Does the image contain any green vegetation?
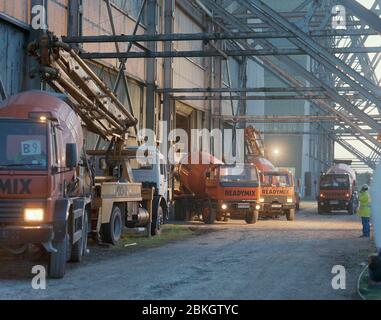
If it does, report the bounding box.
[114,224,200,250]
[358,267,381,300]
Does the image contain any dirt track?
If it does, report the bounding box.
[0,202,372,300]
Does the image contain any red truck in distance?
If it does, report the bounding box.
[318,160,358,215]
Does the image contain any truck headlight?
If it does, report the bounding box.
[259,198,265,203]
[287,198,293,203]
[221,204,228,210]
[24,208,44,222]
[255,204,261,210]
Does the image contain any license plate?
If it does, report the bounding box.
[237,203,250,209]
[330,201,339,205]
[272,204,282,208]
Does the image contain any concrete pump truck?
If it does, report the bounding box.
[0,32,168,278]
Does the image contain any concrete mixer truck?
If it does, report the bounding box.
[245,127,297,220]
[317,160,358,215]
[0,32,167,278]
[174,152,262,224]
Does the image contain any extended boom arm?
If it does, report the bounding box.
[28,32,137,143]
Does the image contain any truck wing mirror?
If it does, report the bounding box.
[66,143,78,169]
[99,158,107,171]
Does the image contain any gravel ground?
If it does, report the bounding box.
[0,201,372,300]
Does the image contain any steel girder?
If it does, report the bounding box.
[197,0,381,147]
[236,0,381,121]
[195,0,381,168]
[337,0,381,34]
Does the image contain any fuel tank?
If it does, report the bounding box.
[178,152,223,196]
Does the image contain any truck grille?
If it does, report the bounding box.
[264,196,287,203]
[0,200,24,223]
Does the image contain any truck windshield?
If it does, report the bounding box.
[262,172,292,187]
[320,174,349,189]
[220,164,259,183]
[0,120,48,170]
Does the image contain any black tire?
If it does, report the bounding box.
[318,205,324,215]
[101,206,123,245]
[286,209,295,221]
[216,214,223,222]
[202,201,216,224]
[245,210,259,224]
[296,202,300,211]
[70,211,89,262]
[151,206,163,236]
[49,235,69,279]
[184,204,193,222]
[174,200,184,220]
[174,200,192,221]
[348,202,355,215]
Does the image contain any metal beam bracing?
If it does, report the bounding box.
[104,0,139,138]
[145,0,158,131]
[157,86,360,93]
[196,0,381,150]
[235,0,381,112]
[0,77,6,100]
[338,0,381,34]
[217,115,338,122]
[170,94,360,101]
[79,46,381,59]
[195,0,381,168]
[62,29,379,43]
[332,0,381,166]
[67,0,82,38]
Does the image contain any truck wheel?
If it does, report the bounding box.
[245,210,259,224]
[286,209,295,221]
[202,201,216,224]
[174,200,192,221]
[101,206,123,245]
[184,205,193,222]
[49,234,69,279]
[296,202,300,211]
[318,205,324,215]
[174,200,184,220]
[151,206,163,236]
[348,202,355,215]
[70,211,89,263]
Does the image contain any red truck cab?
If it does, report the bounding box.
[258,170,296,221]
[318,161,358,215]
[318,173,357,214]
[0,92,90,278]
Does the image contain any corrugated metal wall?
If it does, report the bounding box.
[48,0,68,36]
[0,20,28,96]
[173,5,207,112]
[0,0,30,24]
[82,0,145,81]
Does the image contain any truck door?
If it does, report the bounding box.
[159,157,168,200]
[50,125,61,198]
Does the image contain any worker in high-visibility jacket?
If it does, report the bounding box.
[358,184,371,238]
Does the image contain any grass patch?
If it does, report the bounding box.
[114,224,198,250]
[358,267,381,300]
